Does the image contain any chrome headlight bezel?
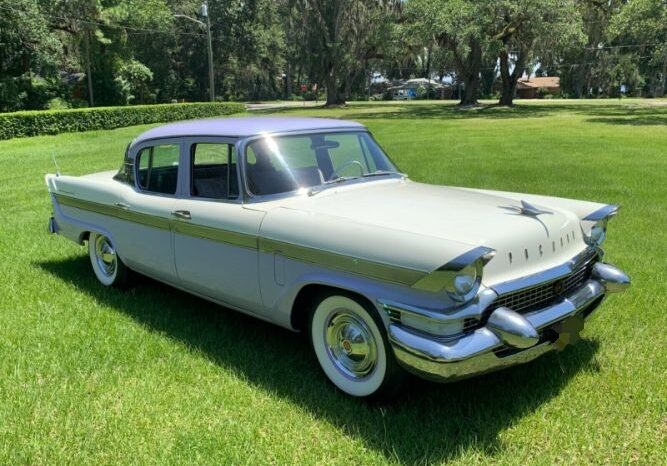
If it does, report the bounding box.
[584,219,608,247]
[444,260,484,303]
[582,204,619,248]
[412,246,495,303]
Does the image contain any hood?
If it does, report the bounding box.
[261,179,589,286]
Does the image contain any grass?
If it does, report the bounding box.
[0,99,665,465]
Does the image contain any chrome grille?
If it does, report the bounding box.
[486,255,598,316]
[463,317,479,332]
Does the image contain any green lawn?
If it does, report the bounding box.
[0,100,665,465]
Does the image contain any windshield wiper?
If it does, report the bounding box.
[309,172,406,196]
[308,176,359,196]
[362,170,405,178]
[323,175,359,185]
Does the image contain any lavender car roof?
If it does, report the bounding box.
[132,116,366,145]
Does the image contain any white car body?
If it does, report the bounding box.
[46,117,630,396]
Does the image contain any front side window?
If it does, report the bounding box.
[244,132,398,196]
[191,143,239,199]
[136,144,180,194]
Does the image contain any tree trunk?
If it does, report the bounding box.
[344,73,353,100]
[498,46,526,106]
[660,58,667,97]
[325,70,345,106]
[84,29,94,107]
[457,40,482,106]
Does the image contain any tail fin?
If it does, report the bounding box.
[51,152,60,176]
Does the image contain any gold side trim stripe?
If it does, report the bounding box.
[55,193,425,286]
[55,194,170,230]
[259,238,426,286]
[172,220,258,250]
[55,193,256,249]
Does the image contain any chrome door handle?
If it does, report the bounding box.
[171,210,191,220]
[114,202,130,210]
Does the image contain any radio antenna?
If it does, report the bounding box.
[51,152,61,176]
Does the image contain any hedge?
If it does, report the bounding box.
[0,102,245,140]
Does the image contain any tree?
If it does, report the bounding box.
[611,0,667,97]
[0,0,62,111]
[297,0,397,106]
[487,0,584,106]
[407,0,492,106]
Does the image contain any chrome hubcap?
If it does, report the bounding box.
[324,310,377,379]
[95,236,117,277]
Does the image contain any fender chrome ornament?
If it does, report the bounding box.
[501,200,554,217]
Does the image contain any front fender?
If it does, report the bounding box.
[263,253,460,330]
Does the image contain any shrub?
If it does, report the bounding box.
[46,98,71,110]
[0,102,245,140]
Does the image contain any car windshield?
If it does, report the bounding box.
[244,131,399,196]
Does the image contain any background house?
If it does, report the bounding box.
[516,77,561,98]
[387,78,450,100]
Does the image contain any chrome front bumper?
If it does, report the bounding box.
[387,262,630,382]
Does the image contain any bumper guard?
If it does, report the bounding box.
[387,262,630,382]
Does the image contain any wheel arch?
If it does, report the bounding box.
[79,231,90,244]
[290,283,379,333]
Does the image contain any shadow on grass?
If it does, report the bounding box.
[255,101,667,125]
[37,256,601,464]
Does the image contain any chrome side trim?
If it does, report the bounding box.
[583,204,619,221]
[56,193,257,249]
[55,193,428,285]
[259,237,426,286]
[55,194,171,230]
[172,220,258,249]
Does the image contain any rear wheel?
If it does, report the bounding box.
[309,293,405,398]
[88,232,130,287]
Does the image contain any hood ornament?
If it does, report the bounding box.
[501,200,553,217]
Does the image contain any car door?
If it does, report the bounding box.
[172,139,266,312]
[113,140,181,283]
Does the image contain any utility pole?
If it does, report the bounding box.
[201,2,215,101]
[84,28,94,107]
[175,1,215,102]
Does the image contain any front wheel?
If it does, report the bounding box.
[88,232,130,287]
[310,293,405,398]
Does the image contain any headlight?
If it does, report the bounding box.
[446,262,481,302]
[583,219,608,247]
[412,247,495,303]
[582,204,618,248]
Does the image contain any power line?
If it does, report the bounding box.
[0,4,206,37]
[583,43,661,50]
[380,56,653,76]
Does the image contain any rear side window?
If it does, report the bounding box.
[113,144,135,185]
[191,143,239,199]
[136,144,180,195]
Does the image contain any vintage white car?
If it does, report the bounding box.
[46,117,630,398]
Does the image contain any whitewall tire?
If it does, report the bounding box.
[88,232,129,287]
[310,293,404,398]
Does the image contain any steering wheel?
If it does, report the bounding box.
[327,160,364,181]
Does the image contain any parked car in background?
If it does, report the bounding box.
[46,117,630,398]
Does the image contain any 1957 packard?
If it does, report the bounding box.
[46,117,630,398]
